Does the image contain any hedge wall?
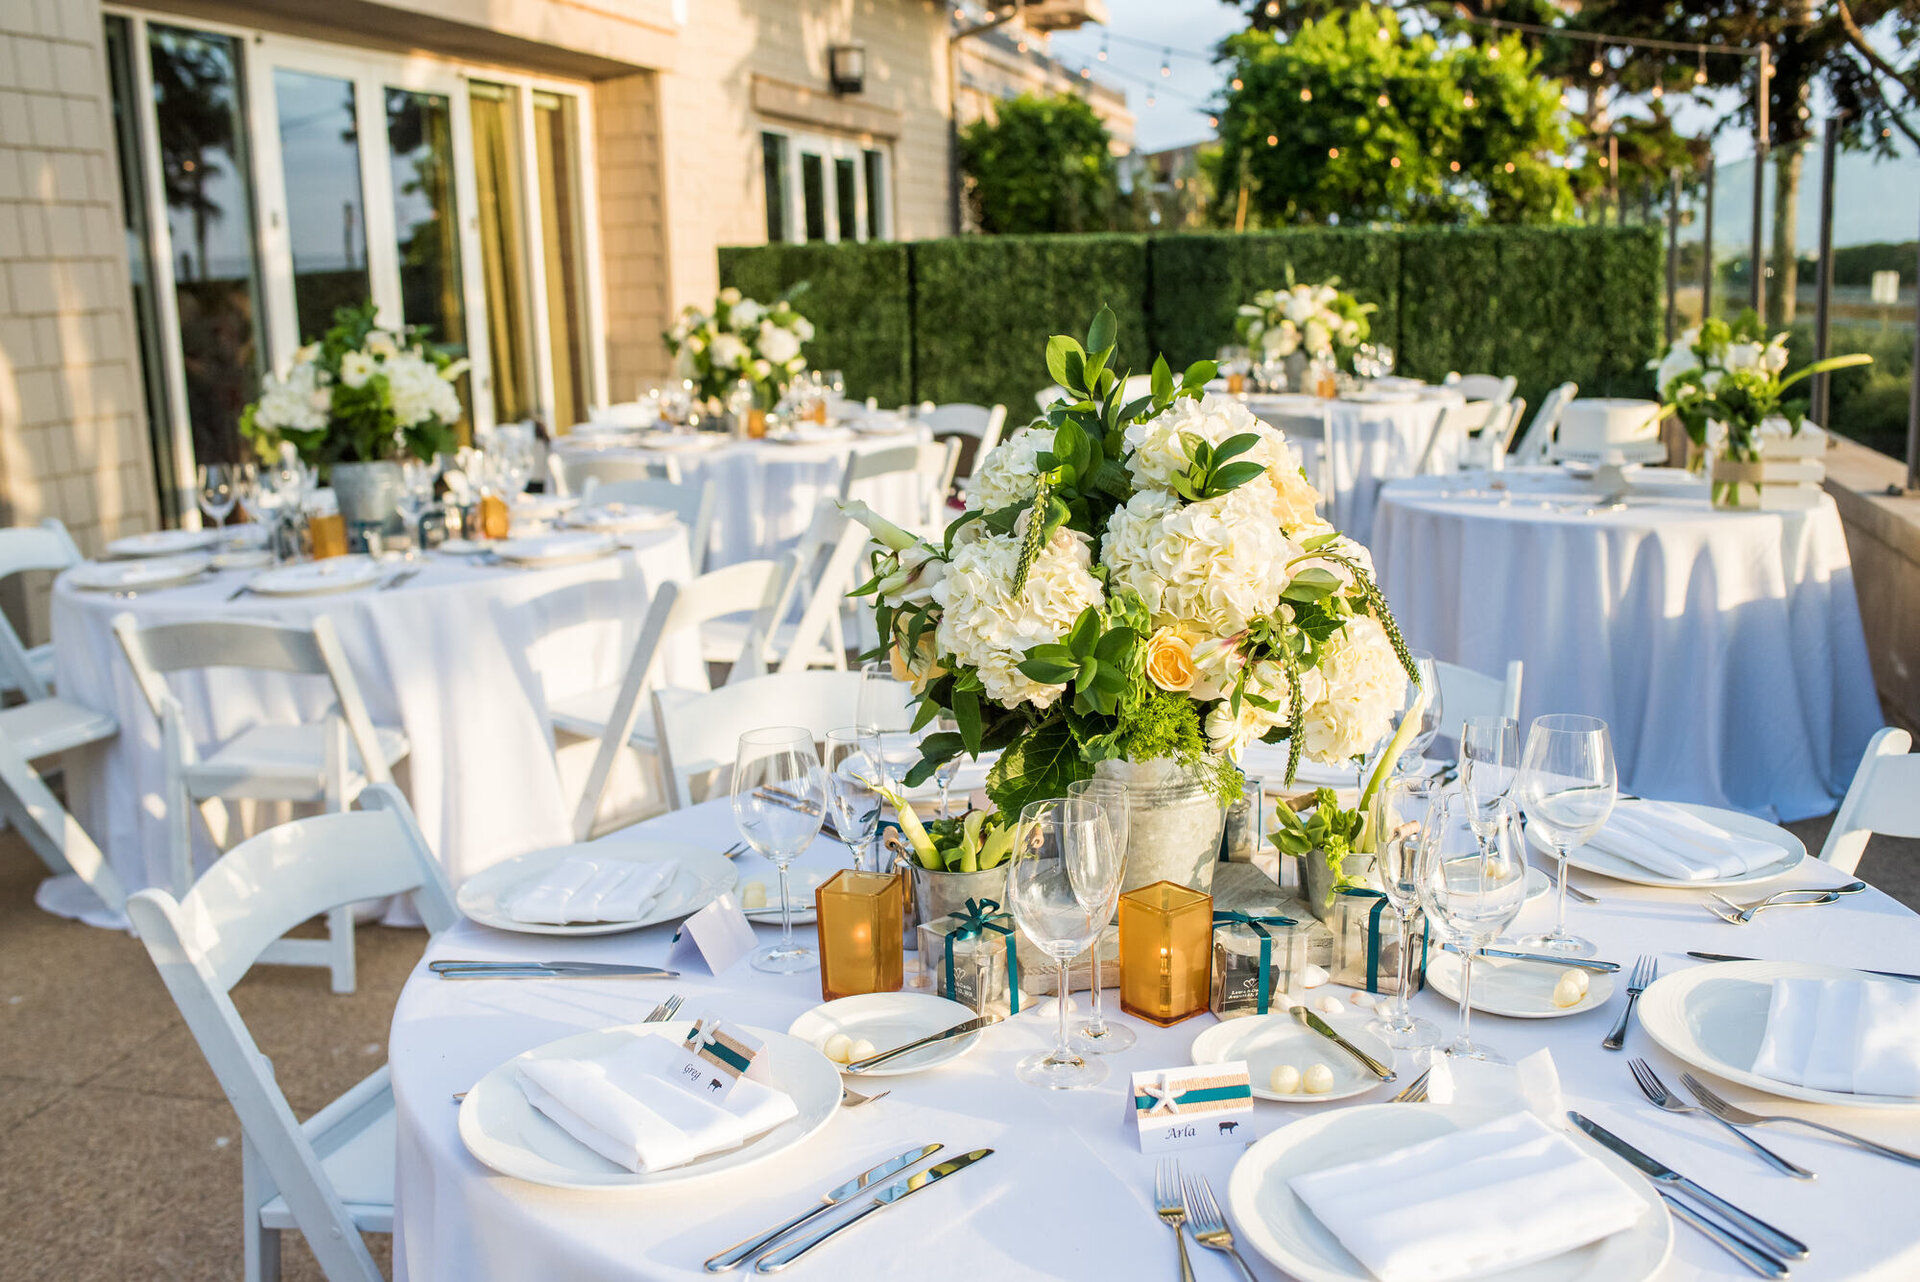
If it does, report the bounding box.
[714,226,1661,419]
[716,241,912,408]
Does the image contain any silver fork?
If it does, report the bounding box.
[1153,1158,1196,1282]
[840,1084,890,1108]
[450,992,685,1104]
[1390,1067,1432,1103]
[1706,880,1865,924]
[1684,1071,1920,1167]
[1627,1057,1812,1179]
[1603,954,1656,1051]
[1182,1172,1256,1282]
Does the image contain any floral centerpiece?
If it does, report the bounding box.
[839,308,1417,892]
[1235,275,1375,373]
[663,288,813,409]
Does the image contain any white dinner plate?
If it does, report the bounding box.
[491,531,617,567]
[458,1021,841,1189]
[245,555,386,596]
[564,501,679,534]
[104,528,223,558]
[211,548,273,571]
[1524,864,1551,903]
[787,992,984,1076]
[1637,959,1920,1110]
[457,839,736,936]
[1190,1011,1395,1103]
[510,494,578,524]
[1228,1104,1672,1282]
[1425,950,1615,1019]
[67,552,211,592]
[1533,801,1805,889]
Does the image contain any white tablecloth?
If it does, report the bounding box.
[51,533,699,902]
[554,425,932,567]
[389,799,1920,1281]
[1373,469,1882,821]
[1247,389,1464,546]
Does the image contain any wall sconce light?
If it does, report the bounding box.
[829,44,867,96]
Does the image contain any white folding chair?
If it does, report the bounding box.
[920,403,1008,481]
[1416,399,1496,474]
[1036,386,1069,412]
[1445,372,1519,405]
[699,499,868,674]
[125,785,454,1282]
[652,669,865,810]
[112,614,410,993]
[1434,659,1524,727]
[1819,727,1920,875]
[559,452,684,501]
[1511,382,1579,466]
[838,439,960,533]
[0,519,84,699]
[559,557,792,840]
[579,475,715,574]
[0,696,124,912]
[1460,397,1528,471]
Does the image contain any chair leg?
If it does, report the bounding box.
[326,904,356,995]
[246,1219,282,1282]
[243,1140,282,1282]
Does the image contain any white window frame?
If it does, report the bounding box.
[759,124,892,245]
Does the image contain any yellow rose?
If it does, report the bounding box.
[1143,626,1198,693]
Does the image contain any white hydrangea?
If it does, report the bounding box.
[253,363,330,432]
[757,321,801,366]
[385,352,462,428]
[708,332,749,371]
[1203,659,1323,756]
[339,351,374,389]
[1297,614,1403,763]
[731,298,765,328]
[966,424,1055,513]
[1122,394,1323,535]
[931,521,1104,711]
[1101,483,1302,636]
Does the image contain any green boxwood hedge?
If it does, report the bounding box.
[716,241,912,407]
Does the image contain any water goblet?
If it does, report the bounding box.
[929,716,964,817]
[1459,715,1520,846]
[1387,651,1442,775]
[822,727,883,873]
[198,463,237,528]
[731,727,826,973]
[1065,777,1135,1055]
[856,661,923,792]
[1514,714,1615,958]
[1364,775,1441,1051]
[1418,792,1530,1062]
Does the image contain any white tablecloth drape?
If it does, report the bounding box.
[51,532,698,902]
[1247,390,1464,546]
[389,798,1920,1282]
[1372,469,1883,821]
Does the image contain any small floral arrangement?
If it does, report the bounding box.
[840,307,1417,822]
[240,300,466,466]
[1269,788,1366,877]
[885,798,1015,873]
[1235,274,1375,370]
[663,287,813,406]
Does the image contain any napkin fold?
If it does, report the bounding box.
[1424,1048,1563,1122]
[505,856,677,924]
[1289,1111,1645,1282]
[1751,977,1920,1098]
[1583,800,1782,881]
[517,1033,798,1173]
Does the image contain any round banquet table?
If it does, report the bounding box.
[389,799,1920,1282]
[50,533,700,910]
[1371,468,1883,823]
[552,422,932,568]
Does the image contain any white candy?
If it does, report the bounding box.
[849,1039,878,1063]
[1552,974,1586,1009]
[1269,1064,1301,1094]
[1303,1063,1336,1094]
[1561,968,1591,997]
[1348,991,1374,1005]
[1301,964,1331,989]
[741,881,768,909]
[822,1033,853,1064]
[1316,994,1344,1016]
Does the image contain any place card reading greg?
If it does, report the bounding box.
[1125,1062,1254,1154]
[668,1018,764,1104]
[667,893,756,974]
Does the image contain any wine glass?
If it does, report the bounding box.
[822,727,883,873]
[930,716,963,817]
[1006,796,1123,1089]
[856,662,922,792]
[1514,714,1616,958]
[1364,775,1441,1051]
[397,457,440,551]
[1065,777,1136,1055]
[197,463,237,528]
[1388,652,1443,775]
[1459,715,1520,838]
[232,461,260,525]
[730,727,826,973]
[1418,792,1530,1062]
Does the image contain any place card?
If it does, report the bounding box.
[667,1018,764,1104]
[667,894,756,975]
[1124,1062,1254,1154]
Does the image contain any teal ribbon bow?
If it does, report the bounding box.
[1334,887,1428,994]
[1132,1083,1254,1114]
[942,897,1020,1015]
[1212,910,1296,1014]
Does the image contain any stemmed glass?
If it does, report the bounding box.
[1418,792,1530,1063]
[231,462,260,525]
[931,716,963,817]
[1006,796,1124,1090]
[822,727,883,873]
[1514,714,1616,958]
[1066,777,1136,1055]
[1460,716,1520,847]
[730,727,826,973]
[397,457,440,552]
[856,662,923,793]
[1394,652,1443,774]
[197,463,237,529]
[1364,776,1441,1051]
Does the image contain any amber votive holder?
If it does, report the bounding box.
[815,869,905,1001]
[1118,880,1213,1026]
[307,512,349,560]
[478,493,510,539]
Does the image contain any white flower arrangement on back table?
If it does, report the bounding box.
[663,287,814,408]
[1235,274,1376,371]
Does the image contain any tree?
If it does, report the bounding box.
[958,92,1120,235]
[1213,5,1573,227]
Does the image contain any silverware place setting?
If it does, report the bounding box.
[380,564,426,590]
[1182,1170,1258,1282]
[1680,1072,1920,1168]
[1390,1067,1432,1103]
[702,1142,940,1272]
[751,1147,993,1272]
[842,1015,999,1074]
[430,959,680,981]
[1626,1057,1813,1179]
[1685,950,1920,983]
[1289,1004,1396,1082]
[1154,1158,1198,1282]
[1602,954,1657,1051]
[1705,879,1867,925]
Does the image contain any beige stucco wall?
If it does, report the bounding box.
[595,70,674,398]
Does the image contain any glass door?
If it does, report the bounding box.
[269,67,369,343]
[468,80,533,424]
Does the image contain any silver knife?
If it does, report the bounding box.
[1567,1112,1809,1261]
[430,960,678,979]
[1290,1005,1396,1081]
[1686,951,1920,983]
[843,1016,998,1074]
[1658,1191,1790,1278]
[753,1148,994,1272]
[1445,943,1621,973]
[702,1144,944,1272]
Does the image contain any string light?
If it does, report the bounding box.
[1377,93,1390,107]
[1264,0,1280,14]
[1488,45,1500,60]
[1207,114,1219,128]
[1146,93,1157,107]
[1300,87,1312,101]
[1160,51,1172,77]
[1329,147,1339,158]
[1598,155,1610,168]
[1390,156,1401,168]
[1079,65,1091,79]
[1016,38,1028,53]
[1651,82,1664,100]
[1462,91,1475,108]
[1449,160,1461,172]
[1503,161,1515,172]
[1589,55,1604,77]
[1231,77,1244,91]
[1097,38,1108,62]
[1266,133,1278,146]
[1695,50,1708,85]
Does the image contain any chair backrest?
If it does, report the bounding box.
[580,475,715,573]
[124,785,450,1282]
[1416,400,1495,473]
[562,452,683,496]
[778,511,872,674]
[0,719,126,912]
[1512,382,1579,465]
[1819,727,1920,874]
[839,440,960,531]
[921,403,1008,480]
[1446,373,1518,404]
[0,520,83,700]
[652,669,865,810]
[1036,386,1069,412]
[571,557,791,840]
[1435,658,1523,727]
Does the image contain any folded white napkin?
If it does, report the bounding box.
[1584,800,1782,881]
[1290,1111,1646,1282]
[1425,1048,1563,1122]
[517,1033,798,1173]
[505,856,677,924]
[1751,977,1920,1098]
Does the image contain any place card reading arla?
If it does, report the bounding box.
[669,1018,763,1104]
[1125,1062,1253,1154]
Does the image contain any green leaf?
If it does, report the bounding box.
[1118,394,1155,422]
[1086,306,1117,357]
[1282,567,1342,603]
[1181,359,1218,389]
[1151,353,1174,404]
[951,687,982,756]
[1207,460,1267,495]
[985,719,1091,821]
[1298,530,1339,552]
[1212,433,1261,466]
[910,697,942,732]
[1045,334,1079,388]
[1067,605,1101,654]
[1061,345,1086,393]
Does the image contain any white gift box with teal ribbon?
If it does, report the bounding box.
[1125,1062,1254,1154]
